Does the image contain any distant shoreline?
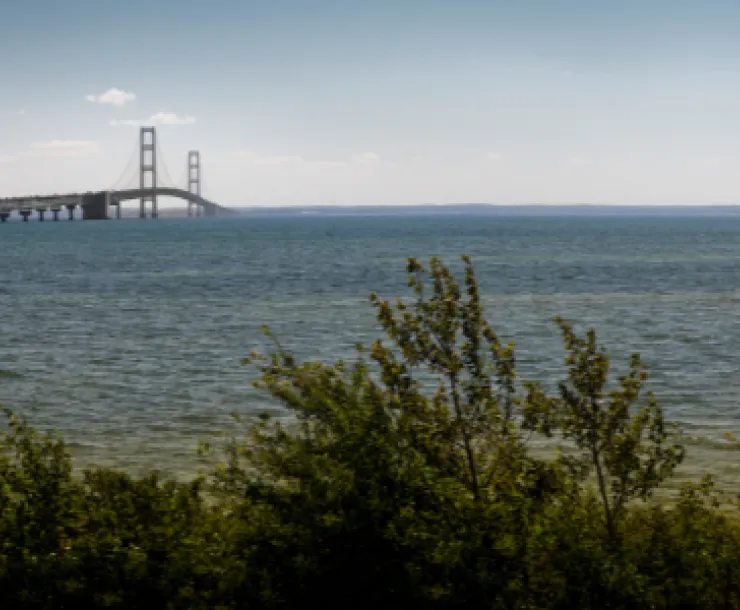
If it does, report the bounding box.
[225,203,740,217]
[10,203,734,221]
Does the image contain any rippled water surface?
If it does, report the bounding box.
[2,214,740,485]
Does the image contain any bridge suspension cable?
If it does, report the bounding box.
[174,159,203,196]
[175,165,188,192]
[107,128,180,192]
[104,127,226,215]
[108,138,141,191]
[154,136,177,189]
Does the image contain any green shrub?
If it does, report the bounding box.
[1,256,740,609]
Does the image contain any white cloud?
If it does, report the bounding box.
[563,155,588,167]
[481,152,504,163]
[86,88,136,106]
[353,152,380,164]
[31,140,102,158]
[150,112,196,125]
[110,112,196,127]
[690,156,727,169]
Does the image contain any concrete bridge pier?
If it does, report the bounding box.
[81,192,107,220]
[20,210,31,222]
[51,208,60,221]
[0,213,8,222]
[37,209,45,222]
[66,204,76,220]
[108,200,121,219]
[105,191,118,220]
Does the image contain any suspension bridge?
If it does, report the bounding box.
[0,126,230,222]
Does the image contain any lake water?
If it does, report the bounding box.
[2,213,740,489]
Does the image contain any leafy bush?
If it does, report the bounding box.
[1,256,740,609]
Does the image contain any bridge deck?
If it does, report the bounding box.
[0,188,229,217]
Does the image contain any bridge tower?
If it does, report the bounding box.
[139,126,157,219]
[187,150,201,217]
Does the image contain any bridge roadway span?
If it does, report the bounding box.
[0,188,229,221]
[112,187,227,217]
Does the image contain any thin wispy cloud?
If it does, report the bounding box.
[481,152,504,163]
[232,151,309,166]
[110,112,196,127]
[353,152,380,164]
[32,140,102,158]
[231,151,346,169]
[85,88,136,106]
[231,150,381,169]
[563,155,589,167]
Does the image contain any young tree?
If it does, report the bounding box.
[545,318,685,543]
[220,255,688,607]
[224,256,572,607]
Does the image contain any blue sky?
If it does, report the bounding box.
[2,0,740,206]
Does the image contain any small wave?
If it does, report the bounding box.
[683,435,740,452]
[0,370,22,379]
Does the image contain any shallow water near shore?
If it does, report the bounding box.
[1,212,740,490]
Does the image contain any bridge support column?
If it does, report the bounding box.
[115,203,121,220]
[81,192,108,220]
[37,210,45,222]
[20,210,31,222]
[0,213,9,223]
[187,150,201,219]
[66,204,76,220]
[52,209,60,221]
[140,126,157,219]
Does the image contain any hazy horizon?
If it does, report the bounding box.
[53,202,740,218]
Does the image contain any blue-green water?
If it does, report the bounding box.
[2,214,740,485]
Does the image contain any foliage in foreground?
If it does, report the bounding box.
[1,256,740,609]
